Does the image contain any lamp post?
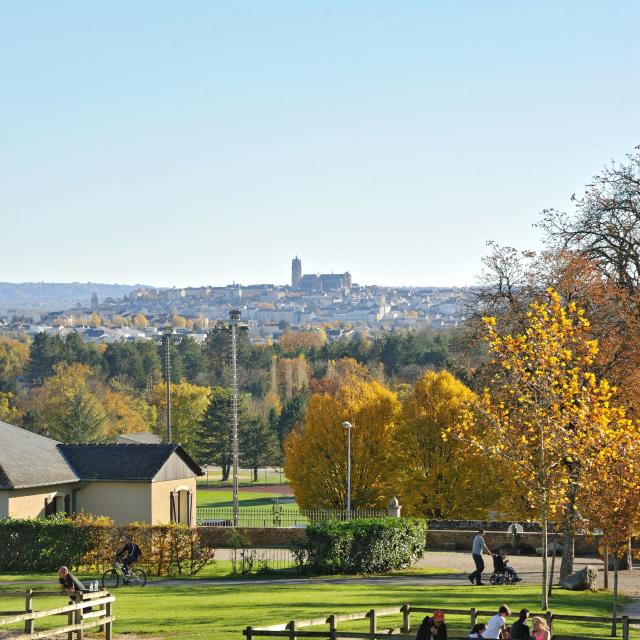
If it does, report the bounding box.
[230,310,241,527]
[342,421,353,519]
[162,326,172,442]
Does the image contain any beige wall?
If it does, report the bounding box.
[7,484,76,519]
[151,477,197,526]
[75,482,152,525]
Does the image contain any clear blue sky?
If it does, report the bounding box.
[1,2,638,288]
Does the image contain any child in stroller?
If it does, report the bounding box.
[489,552,521,585]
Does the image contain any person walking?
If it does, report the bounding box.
[468,528,491,586]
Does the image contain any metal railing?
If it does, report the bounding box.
[197,506,387,527]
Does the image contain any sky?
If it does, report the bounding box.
[1,2,639,288]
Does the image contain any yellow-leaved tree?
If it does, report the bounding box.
[152,381,210,452]
[447,289,621,608]
[392,370,499,519]
[284,376,399,510]
[580,416,640,631]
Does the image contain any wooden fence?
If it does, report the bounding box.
[243,605,638,640]
[0,589,115,639]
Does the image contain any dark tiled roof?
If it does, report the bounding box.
[57,444,203,481]
[0,421,79,489]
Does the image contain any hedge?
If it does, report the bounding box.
[298,517,427,574]
[0,514,214,575]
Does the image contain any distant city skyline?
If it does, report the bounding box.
[1,2,639,288]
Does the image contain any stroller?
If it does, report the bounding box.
[489,553,520,585]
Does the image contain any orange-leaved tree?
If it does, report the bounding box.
[392,370,500,519]
[284,375,399,510]
[580,416,640,631]
[447,289,619,608]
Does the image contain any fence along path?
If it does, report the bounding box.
[197,506,386,527]
[243,605,638,640]
[0,589,115,639]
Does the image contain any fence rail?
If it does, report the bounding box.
[0,589,115,639]
[197,507,386,527]
[243,604,638,640]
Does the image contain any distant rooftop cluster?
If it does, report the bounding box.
[0,259,472,346]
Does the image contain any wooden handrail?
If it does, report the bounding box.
[0,589,115,640]
[244,604,635,640]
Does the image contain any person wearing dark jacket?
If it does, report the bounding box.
[510,609,531,640]
[416,610,447,640]
[58,566,85,594]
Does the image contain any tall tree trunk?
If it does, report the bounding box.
[611,553,619,637]
[548,529,558,600]
[221,464,230,482]
[560,468,579,579]
[541,509,549,610]
[253,467,258,482]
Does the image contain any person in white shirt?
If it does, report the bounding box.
[483,606,511,640]
[468,528,492,586]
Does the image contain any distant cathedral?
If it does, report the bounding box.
[291,256,351,293]
[291,256,302,289]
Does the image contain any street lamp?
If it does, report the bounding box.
[342,421,353,519]
[162,326,173,442]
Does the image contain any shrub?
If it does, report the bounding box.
[302,517,426,574]
[0,516,93,572]
[0,516,214,576]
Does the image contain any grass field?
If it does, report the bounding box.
[198,467,288,487]
[0,581,629,640]
[197,489,295,508]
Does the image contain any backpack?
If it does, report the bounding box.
[129,543,142,561]
[416,617,432,640]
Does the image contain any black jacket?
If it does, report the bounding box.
[416,617,447,640]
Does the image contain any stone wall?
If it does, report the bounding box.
[197,523,599,555]
[426,529,597,555]
[198,526,307,547]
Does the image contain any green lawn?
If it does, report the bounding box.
[197,489,295,508]
[0,580,630,640]
[199,467,288,487]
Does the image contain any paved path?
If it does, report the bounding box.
[2,551,637,593]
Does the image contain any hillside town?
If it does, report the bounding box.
[0,258,470,345]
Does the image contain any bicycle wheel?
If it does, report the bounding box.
[102,569,119,589]
[131,568,147,587]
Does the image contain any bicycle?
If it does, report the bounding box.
[102,559,147,588]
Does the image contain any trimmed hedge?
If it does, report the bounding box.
[299,517,427,574]
[0,517,93,572]
[0,515,214,575]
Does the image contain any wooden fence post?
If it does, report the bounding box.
[245,625,253,640]
[67,597,74,640]
[402,603,411,633]
[328,614,337,639]
[622,615,629,640]
[288,619,297,640]
[368,609,377,637]
[470,608,477,629]
[105,596,113,640]
[75,591,84,640]
[545,611,553,637]
[24,589,34,634]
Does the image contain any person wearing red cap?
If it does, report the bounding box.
[416,610,447,640]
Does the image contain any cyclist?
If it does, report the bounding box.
[115,534,141,583]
